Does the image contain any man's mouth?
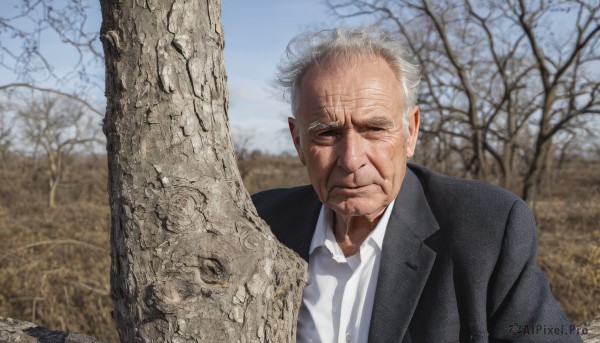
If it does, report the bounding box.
[331,184,371,192]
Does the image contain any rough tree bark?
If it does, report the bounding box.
[99,0,306,342]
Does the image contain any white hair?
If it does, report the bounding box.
[276,26,421,131]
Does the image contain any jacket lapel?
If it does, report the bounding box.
[368,167,440,343]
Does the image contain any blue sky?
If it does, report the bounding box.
[1,1,364,154]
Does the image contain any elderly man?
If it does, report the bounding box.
[252,27,580,343]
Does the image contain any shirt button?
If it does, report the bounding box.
[346,332,351,342]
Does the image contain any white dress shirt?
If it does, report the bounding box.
[296,200,395,343]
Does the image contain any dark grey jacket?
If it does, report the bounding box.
[252,164,580,343]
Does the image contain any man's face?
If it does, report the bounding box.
[289,54,419,219]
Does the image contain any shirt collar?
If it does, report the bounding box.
[309,199,396,255]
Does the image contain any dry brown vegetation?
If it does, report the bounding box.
[0,152,597,341]
[0,154,114,340]
[534,160,600,324]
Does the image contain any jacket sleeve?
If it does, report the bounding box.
[487,198,583,342]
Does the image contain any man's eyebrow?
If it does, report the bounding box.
[306,121,343,133]
[363,116,395,128]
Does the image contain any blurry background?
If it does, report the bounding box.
[0,1,598,341]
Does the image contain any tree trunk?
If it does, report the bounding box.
[48,152,60,208]
[48,177,58,208]
[99,1,307,342]
[521,136,552,202]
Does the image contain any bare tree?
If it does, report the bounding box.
[0,0,104,120]
[17,94,101,207]
[100,0,306,341]
[0,110,14,166]
[327,0,600,200]
[0,0,102,83]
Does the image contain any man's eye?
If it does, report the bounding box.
[318,130,336,137]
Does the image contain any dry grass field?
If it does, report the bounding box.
[0,153,597,342]
[534,160,600,325]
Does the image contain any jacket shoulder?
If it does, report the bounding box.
[251,185,317,216]
[408,163,521,210]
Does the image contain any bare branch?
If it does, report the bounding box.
[0,83,103,117]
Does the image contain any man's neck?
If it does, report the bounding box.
[333,209,385,257]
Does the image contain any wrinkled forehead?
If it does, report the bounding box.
[298,53,403,104]
[307,51,398,80]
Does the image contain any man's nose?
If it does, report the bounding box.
[336,131,367,172]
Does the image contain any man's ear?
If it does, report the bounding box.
[406,106,420,158]
[288,117,306,165]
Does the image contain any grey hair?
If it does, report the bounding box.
[276,26,421,130]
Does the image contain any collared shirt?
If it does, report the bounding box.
[296,200,395,343]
